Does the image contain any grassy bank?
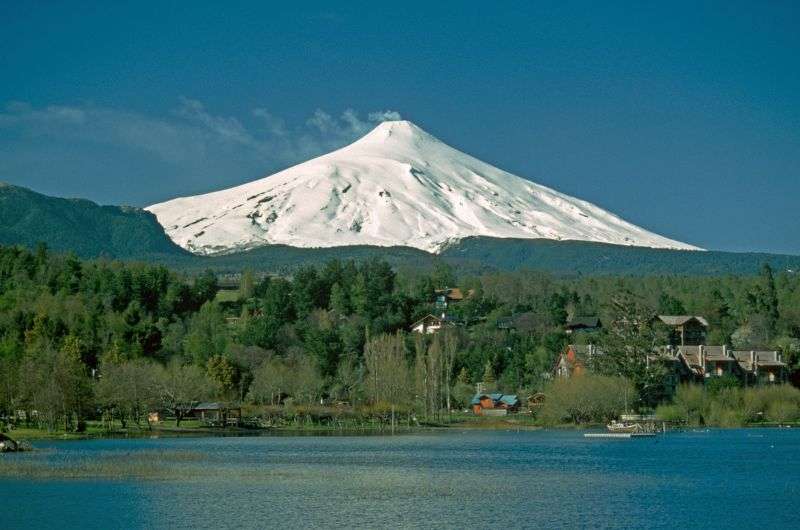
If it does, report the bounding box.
[6,412,548,442]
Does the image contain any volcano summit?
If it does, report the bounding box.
[146,120,699,255]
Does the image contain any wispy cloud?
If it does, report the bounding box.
[0,100,402,204]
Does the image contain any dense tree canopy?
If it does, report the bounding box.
[1,244,799,430]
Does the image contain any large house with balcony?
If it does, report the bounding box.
[554,342,788,388]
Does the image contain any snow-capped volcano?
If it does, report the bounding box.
[146,120,699,255]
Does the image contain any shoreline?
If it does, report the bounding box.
[6,419,798,444]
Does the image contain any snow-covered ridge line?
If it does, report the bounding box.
[146,120,701,255]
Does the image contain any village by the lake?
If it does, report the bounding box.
[3,3,800,529]
[2,258,798,448]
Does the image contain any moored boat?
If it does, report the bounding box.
[606,420,643,433]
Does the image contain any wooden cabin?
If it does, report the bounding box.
[553,344,598,379]
[190,402,242,426]
[434,287,474,310]
[655,315,709,346]
[470,393,520,415]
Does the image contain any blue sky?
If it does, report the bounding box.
[1,1,798,254]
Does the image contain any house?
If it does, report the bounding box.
[731,350,788,384]
[650,350,695,396]
[471,393,520,415]
[553,344,599,379]
[410,313,463,334]
[190,402,242,426]
[662,345,786,385]
[674,345,739,379]
[565,316,602,334]
[655,315,709,346]
[434,287,473,310]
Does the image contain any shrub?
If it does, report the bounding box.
[766,400,800,423]
[705,388,747,427]
[671,384,707,425]
[706,375,741,396]
[538,375,635,425]
[658,383,800,426]
[654,404,686,424]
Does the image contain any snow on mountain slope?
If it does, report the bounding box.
[146,120,700,255]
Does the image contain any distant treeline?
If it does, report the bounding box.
[0,244,798,431]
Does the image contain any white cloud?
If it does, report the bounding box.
[368,110,402,122]
[0,99,402,166]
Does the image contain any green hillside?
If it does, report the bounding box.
[0,183,188,259]
[438,237,800,276]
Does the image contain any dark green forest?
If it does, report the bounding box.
[1,243,799,431]
[0,183,187,259]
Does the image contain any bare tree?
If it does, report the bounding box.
[156,360,212,426]
[364,333,411,408]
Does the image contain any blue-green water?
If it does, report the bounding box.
[1,429,798,529]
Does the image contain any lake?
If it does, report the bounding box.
[1,429,798,529]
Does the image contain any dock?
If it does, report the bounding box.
[584,432,657,439]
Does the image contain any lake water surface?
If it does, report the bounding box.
[1,429,798,529]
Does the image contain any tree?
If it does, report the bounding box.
[329,282,350,315]
[442,329,459,411]
[192,270,219,308]
[156,361,212,426]
[184,302,229,364]
[539,375,635,424]
[363,333,411,408]
[240,269,255,299]
[658,293,686,315]
[206,355,239,399]
[331,355,363,404]
[452,367,474,409]
[593,291,667,408]
[248,357,290,405]
[760,263,780,340]
[482,360,496,391]
[19,345,92,431]
[96,358,160,429]
[287,353,325,405]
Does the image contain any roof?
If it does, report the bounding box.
[568,344,602,358]
[435,287,474,301]
[565,316,601,329]
[730,350,786,370]
[499,394,519,405]
[657,315,709,327]
[470,393,519,406]
[411,314,463,328]
[411,314,442,327]
[193,402,237,411]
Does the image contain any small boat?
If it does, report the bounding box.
[0,433,19,452]
[606,420,643,433]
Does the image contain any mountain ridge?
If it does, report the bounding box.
[0,182,188,259]
[0,181,797,275]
